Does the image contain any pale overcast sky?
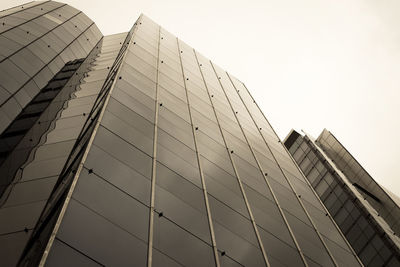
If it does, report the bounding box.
[2,0,400,196]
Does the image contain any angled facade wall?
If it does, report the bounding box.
[40,15,361,267]
[0,0,102,134]
[284,129,400,266]
[0,1,119,265]
[316,129,400,236]
[0,2,365,267]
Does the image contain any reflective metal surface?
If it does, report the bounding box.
[0,2,365,266]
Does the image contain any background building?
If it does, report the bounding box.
[0,1,364,266]
[284,129,400,266]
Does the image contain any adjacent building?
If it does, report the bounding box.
[284,129,400,266]
[0,1,378,266]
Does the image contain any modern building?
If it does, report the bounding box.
[0,1,367,266]
[284,129,400,266]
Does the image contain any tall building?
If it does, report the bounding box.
[0,1,365,266]
[284,129,400,266]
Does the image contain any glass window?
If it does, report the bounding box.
[92,126,153,179]
[3,176,57,208]
[84,145,151,205]
[307,167,321,184]
[46,239,103,267]
[323,236,360,267]
[258,227,303,266]
[0,36,23,59]
[57,199,147,266]
[0,200,46,234]
[72,170,149,242]
[153,214,215,267]
[359,242,377,265]
[0,231,30,267]
[157,128,197,167]
[154,184,211,243]
[0,59,29,94]
[156,144,202,188]
[204,172,249,218]
[208,194,259,246]
[284,211,335,267]
[212,221,265,266]
[152,247,183,267]
[101,111,153,156]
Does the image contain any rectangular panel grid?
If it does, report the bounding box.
[0,4,368,266]
[42,15,363,267]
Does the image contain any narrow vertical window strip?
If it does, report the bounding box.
[210,64,310,267]
[146,24,161,267]
[243,82,362,266]
[301,135,371,266]
[193,50,270,267]
[229,77,342,267]
[176,38,221,267]
[36,20,139,267]
[217,63,276,265]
